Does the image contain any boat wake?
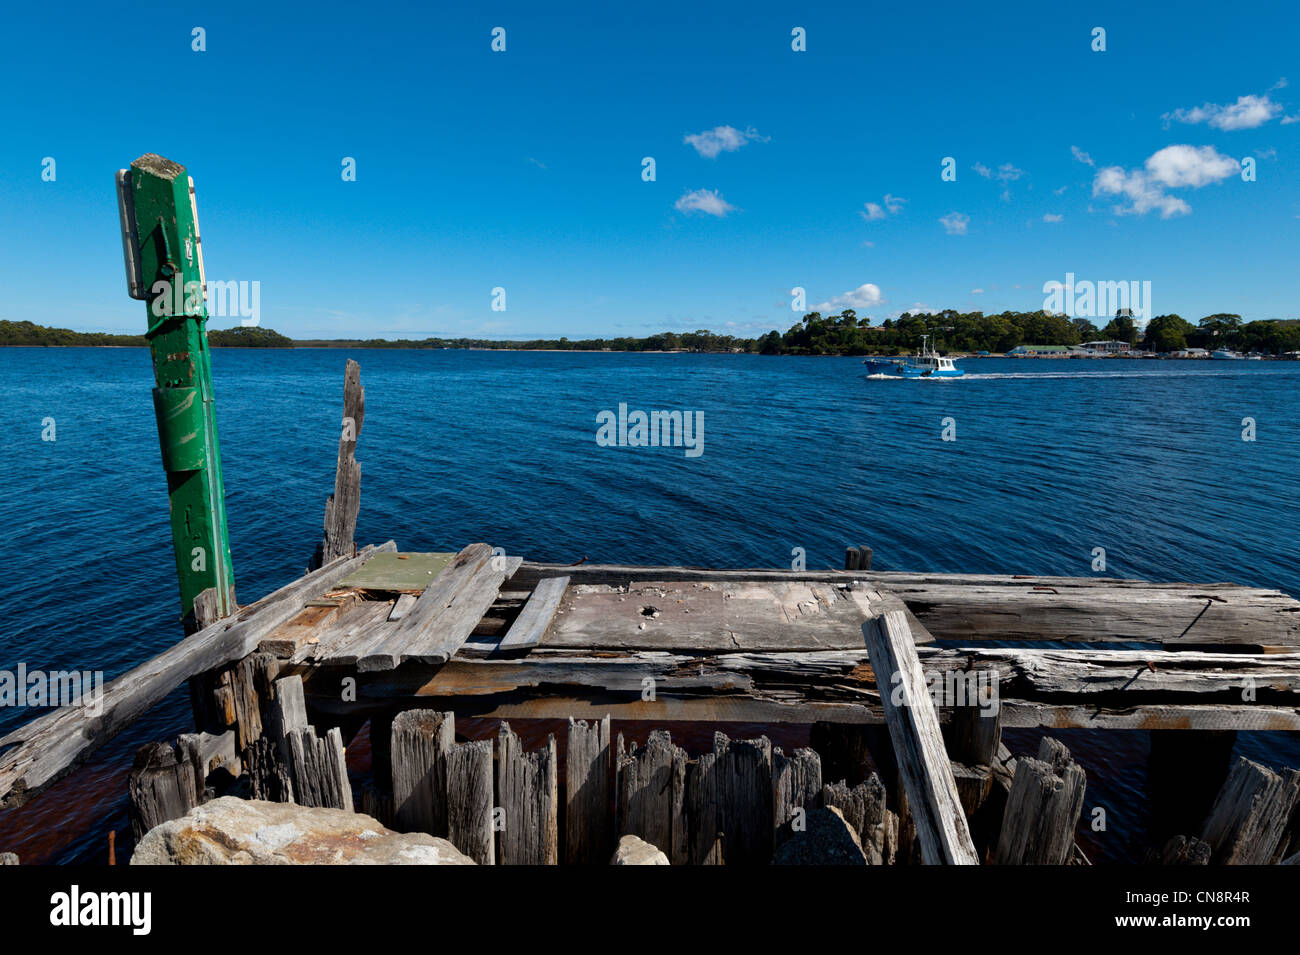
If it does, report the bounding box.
[961,370,1255,380]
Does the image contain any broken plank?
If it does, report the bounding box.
[497,576,568,653]
[393,558,521,668]
[0,541,396,808]
[864,610,979,865]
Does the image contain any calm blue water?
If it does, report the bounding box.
[1,348,1297,863]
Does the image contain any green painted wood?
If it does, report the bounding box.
[339,552,456,592]
[125,154,235,627]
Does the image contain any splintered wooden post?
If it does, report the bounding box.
[497,723,558,865]
[773,748,822,838]
[685,752,722,865]
[390,709,453,834]
[314,359,364,568]
[864,611,980,865]
[446,739,495,865]
[616,730,686,863]
[1199,755,1300,864]
[117,155,235,630]
[127,738,205,841]
[566,716,612,864]
[713,733,774,865]
[994,737,1086,865]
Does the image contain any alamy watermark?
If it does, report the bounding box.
[595,403,704,458]
[890,667,1000,717]
[1,664,103,715]
[150,277,261,326]
[1042,272,1151,320]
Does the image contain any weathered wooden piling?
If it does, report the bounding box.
[496,723,558,865]
[615,730,686,863]
[127,739,205,841]
[1198,755,1300,864]
[994,737,1086,865]
[565,717,612,864]
[313,358,364,569]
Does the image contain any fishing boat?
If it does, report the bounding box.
[1212,349,1243,360]
[864,336,964,378]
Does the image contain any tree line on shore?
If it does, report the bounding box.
[4,311,1298,355]
[763,309,1300,355]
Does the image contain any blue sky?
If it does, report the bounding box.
[1,0,1297,340]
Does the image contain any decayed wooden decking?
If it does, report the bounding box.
[3,540,1299,809]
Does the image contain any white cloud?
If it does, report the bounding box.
[1053,185,1068,195]
[1071,146,1095,167]
[674,188,736,217]
[860,193,906,221]
[683,125,768,158]
[1282,114,1300,125]
[1091,144,1236,218]
[939,212,970,235]
[1042,213,1064,223]
[1145,144,1239,187]
[1164,90,1284,131]
[814,283,884,312]
[971,288,985,294]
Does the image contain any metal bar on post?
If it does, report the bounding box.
[117,154,235,631]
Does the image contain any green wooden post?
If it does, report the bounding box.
[117,154,235,630]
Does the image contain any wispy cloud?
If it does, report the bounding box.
[974,162,1024,182]
[1042,213,1064,223]
[939,212,970,235]
[674,188,736,217]
[1071,146,1095,167]
[861,193,906,221]
[683,125,768,158]
[1163,82,1287,130]
[1092,144,1237,218]
[814,283,884,311]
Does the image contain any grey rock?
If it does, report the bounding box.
[772,806,868,865]
[611,834,669,865]
[130,796,475,865]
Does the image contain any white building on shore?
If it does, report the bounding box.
[1072,340,1132,356]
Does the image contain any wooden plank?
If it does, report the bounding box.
[565,716,611,865]
[993,738,1086,865]
[0,541,396,808]
[388,593,418,621]
[1199,756,1300,864]
[260,595,357,657]
[519,562,1300,647]
[497,576,568,653]
[496,723,558,865]
[391,557,521,668]
[545,580,926,652]
[615,730,686,864]
[864,611,979,865]
[338,645,1300,708]
[339,552,456,592]
[313,358,364,568]
[304,601,394,664]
